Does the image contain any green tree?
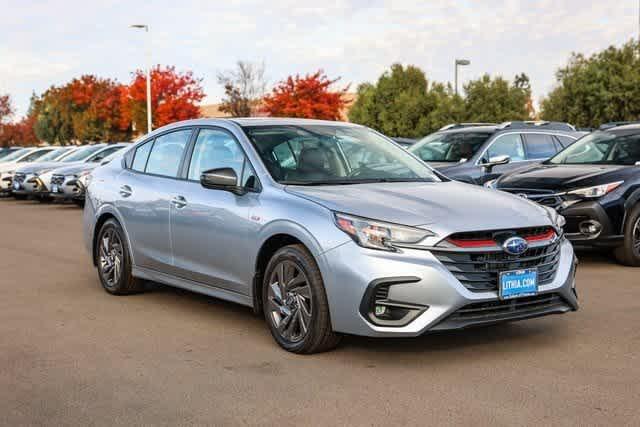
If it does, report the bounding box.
[349,64,462,138]
[462,74,531,122]
[540,40,640,128]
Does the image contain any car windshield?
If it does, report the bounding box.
[0,148,31,162]
[36,147,74,162]
[243,124,440,185]
[408,131,492,162]
[62,145,104,162]
[548,131,640,165]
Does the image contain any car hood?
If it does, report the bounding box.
[285,181,551,231]
[0,161,20,173]
[51,162,97,176]
[496,163,635,192]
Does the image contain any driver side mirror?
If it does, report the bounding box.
[200,168,246,195]
[480,155,510,172]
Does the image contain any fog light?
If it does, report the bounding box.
[375,306,387,316]
[579,220,602,236]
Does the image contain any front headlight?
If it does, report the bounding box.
[77,170,92,188]
[566,181,623,199]
[484,179,498,189]
[334,212,433,251]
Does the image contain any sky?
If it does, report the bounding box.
[1,0,638,117]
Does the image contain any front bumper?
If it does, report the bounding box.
[50,175,84,200]
[558,201,623,247]
[321,239,578,337]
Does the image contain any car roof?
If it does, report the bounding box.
[153,117,361,133]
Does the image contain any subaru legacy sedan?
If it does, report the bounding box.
[83,118,578,353]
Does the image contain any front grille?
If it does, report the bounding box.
[436,293,570,329]
[13,173,26,184]
[51,175,65,186]
[447,293,567,322]
[447,226,552,242]
[432,239,561,292]
[501,189,564,208]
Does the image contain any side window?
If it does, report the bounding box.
[486,134,525,162]
[89,146,121,163]
[187,128,246,181]
[554,135,575,148]
[132,140,153,172]
[145,129,191,177]
[524,134,557,159]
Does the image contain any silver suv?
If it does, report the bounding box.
[83,118,578,353]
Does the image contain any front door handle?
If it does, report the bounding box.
[171,195,187,209]
[119,185,132,198]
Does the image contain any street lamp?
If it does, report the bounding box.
[454,59,471,96]
[130,24,152,134]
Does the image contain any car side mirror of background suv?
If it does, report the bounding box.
[480,155,511,172]
[200,168,246,195]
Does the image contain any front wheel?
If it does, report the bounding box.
[96,219,145,294]
[614,205,640,266]
[263,244,341,354]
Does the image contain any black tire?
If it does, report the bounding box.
[262,244,341,354]
[13,194,27,200]
[614,204,640,267]
[95,219,145,294]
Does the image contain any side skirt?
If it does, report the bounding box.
[133,266,254,308]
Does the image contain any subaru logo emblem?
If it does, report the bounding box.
[503,236,528,255]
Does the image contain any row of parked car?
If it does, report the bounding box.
[0,143,129,205]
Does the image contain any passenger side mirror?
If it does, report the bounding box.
[200,168,246,195]
[480,155,510,172]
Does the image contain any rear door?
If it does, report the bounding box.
[116,128,192,271]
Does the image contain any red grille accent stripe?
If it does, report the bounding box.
[525,229,556,242]
[446,238,497,248]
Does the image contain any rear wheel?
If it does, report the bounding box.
[96,219,145,294]
[614,205,640,266]
[263,244,341,354]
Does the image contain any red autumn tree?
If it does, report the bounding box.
[125,65,205,132]
[67,75,131,141]
[262,71,349,120]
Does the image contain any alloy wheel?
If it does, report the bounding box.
[99,228,124,287]
[266,260,313,343]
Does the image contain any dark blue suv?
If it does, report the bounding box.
[408,122,584,184]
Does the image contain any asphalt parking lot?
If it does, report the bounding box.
[1,198,639,426]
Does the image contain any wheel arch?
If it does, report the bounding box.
[91,206,133,267]
[251,221,326,315]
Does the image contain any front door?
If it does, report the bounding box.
[169,127,260,294]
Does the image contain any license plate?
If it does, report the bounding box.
[499,268,538,300]
[52,184,59,193]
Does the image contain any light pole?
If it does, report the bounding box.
[454,59,470,96]
[130,24,152,134]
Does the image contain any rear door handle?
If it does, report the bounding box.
[119,185,132,198]
[171,195,187,209]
